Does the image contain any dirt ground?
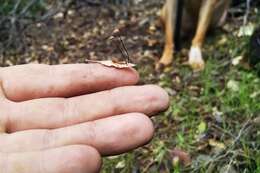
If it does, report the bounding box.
[0,0,259,172]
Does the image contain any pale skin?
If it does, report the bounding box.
[0,64,169,173]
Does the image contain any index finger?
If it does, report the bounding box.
[0,64,139,101]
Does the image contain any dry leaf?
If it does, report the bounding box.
[41,45,54,52]
[209,139,226,150]
[170,148,191,166]
[85,60,136,68]
[227,80,239,92]
[237,24,255,37]
[232,56,243,66]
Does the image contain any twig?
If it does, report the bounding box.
[11,0,22,14]
[231,118,251,147]
[19,0,38,18]
[211,124,236,139]
[22,2,62,31]
[0,0,64,58]
[190,118,254,172]
[243,0,251,25]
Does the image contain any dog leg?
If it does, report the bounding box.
[158,0,177,67]
[189,0,218,71]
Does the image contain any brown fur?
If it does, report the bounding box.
[159,0,231,70]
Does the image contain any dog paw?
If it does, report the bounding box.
[159,51,173,67]
[155,62,166,72]
[188,46,205,71]
[156,58,172,72]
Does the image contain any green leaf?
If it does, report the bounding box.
[197,121,207,134]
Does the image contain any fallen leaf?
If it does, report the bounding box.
[227,80,239,92]
[212,107,223,123]
[85,60,136,68]
[170,148,191,166]
[232,56,243,66]
[217,36,228,45]
[237,24,255,37]
[209,139,226,150]
[197,121,207,134]
[147,39,158,47]
[220,164,237,173]
[115,160,125,169]
[41,45,54,52]
[53,12,64,19]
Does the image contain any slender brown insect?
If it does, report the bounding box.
[109,28,130,64]
[85,28,135,69]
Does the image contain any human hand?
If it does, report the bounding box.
[0,64,169,173]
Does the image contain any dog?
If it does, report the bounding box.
[159,0,231,70]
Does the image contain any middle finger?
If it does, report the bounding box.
[5,85,169,132]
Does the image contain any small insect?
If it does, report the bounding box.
[85,28,135,68]
[109,28,130,64]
